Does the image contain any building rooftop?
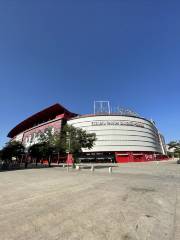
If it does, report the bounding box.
[8,103,77,138]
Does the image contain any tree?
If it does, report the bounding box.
[168,141,180,158]
[1,141,24,161]
[0,141,25,169]
[33,125,96,165]
[62,125,96,162]
[27,128,60,167]
[28,143,45,166]
[37,128,58,167]
[26,125,96,167]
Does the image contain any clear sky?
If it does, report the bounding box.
[0,0,180,148]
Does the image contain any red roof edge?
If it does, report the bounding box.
[7,103,78,138]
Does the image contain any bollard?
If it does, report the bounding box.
[76,165,80,170]
[67,165,69,172]
[63,164,65,168]
[91,165,94,172]
[109,167,112,174]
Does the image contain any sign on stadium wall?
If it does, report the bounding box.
[91,121,145,128]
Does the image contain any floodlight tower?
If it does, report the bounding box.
[94,101,111,115]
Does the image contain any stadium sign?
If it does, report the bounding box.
[92,121,145,128]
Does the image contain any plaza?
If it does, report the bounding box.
[0,160,180,240]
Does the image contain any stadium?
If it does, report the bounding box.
[7,102,167,163]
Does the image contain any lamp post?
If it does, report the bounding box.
[66,131,72,166]
[66,132,71,154]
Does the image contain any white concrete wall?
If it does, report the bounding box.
[158,133,167,155]
[68,115,163,153]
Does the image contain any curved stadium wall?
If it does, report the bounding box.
[68,115,167,162]
[7,103,168,163]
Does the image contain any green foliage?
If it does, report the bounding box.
[168,141,180,159]
[63,124,96,155]
[28,142,45,165]
[0,141,25,162]
[27,125,96,165]
[39,124,96,155]
[0,124,96,169]
[28,128,57,166]
[168,141,180,153]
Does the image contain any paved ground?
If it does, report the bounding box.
[0,160,180,240]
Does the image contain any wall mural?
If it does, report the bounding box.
[22,119,62,148]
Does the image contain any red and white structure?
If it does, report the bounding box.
[7,104,77,148]
[7,103,168,163]
[68,114,167,163]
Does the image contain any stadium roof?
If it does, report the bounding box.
[8,103,77,138]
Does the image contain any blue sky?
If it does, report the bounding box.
[0,0,180,148]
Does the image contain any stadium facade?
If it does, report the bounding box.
[7,103,167,163]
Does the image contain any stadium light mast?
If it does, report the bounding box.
[94,101,111,115]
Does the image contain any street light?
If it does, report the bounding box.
[66,131,73,166]
[66,132,71,154]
